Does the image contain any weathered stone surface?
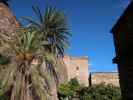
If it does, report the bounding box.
[57,59,68,84]
[90,72,119,86]
[0,3,19,56]
[0,3,19,39]
[63,55,89,86]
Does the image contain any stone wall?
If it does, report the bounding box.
[0,3,20,57]
[63,56,119,87]
[90,72,119,86]
[63,55,89,86]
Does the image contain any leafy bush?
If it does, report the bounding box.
[79,83,121,100]
[58,78,80,100]
[0,94,9,100]
[58,79,121,100]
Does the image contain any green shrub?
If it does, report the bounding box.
[0,55,10,65]
[58,78,80,100]
[0,94,9,100]
[68,78,79,87]
[79,83,121,100]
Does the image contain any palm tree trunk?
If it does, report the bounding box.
[20,62,32,100]
[10,62,33,100]
[20,75,25,100]
[10,82,16,100]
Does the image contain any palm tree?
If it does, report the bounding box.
[23,5,71,99]
[23,5,71,58]
[0,5,70,100]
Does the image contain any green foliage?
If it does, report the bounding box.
[13,27,47,55]
[0,94,9,100]
[0,4,70,100]
[0,55,10,65]
[58,78,80,100]
[0,27,60,100]
[58,84,73,99]
[68,78,79,87]
[79,83,121,100]
[58,80,121,100]
[23,5,71,57]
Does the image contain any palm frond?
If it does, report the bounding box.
[0,64,17,96]
[32,5,43,24]
[12,27,41,55]
[31,65,48,100]
[23,5,71,57]
[22,17,41,29]
[0,4,70,100]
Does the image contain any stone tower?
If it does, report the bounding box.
[63,55,89,86]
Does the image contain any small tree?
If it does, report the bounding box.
[79,83,121,100]
[58,78,80,100]
[0,5,70,100]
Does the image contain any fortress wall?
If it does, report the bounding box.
[90,72,119,86]
[63,56,119,87]
[63,56,89,86]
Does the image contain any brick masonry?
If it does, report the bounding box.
[63,56,120,87]
[63,55,89,86]
[90,72,119,86]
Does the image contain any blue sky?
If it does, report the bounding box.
[9,0,130,72]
